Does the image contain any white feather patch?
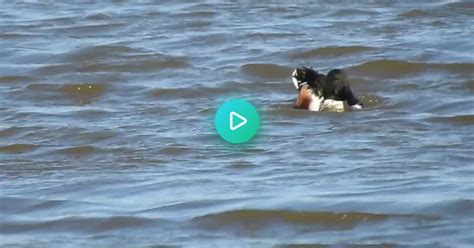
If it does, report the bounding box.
[309,94,324,111]
[350,104,362,110]
[291,69,299,89]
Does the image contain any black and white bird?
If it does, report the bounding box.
[291,67,363,112]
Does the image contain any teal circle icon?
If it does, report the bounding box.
[215,99,259,144]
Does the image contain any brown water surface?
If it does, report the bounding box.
[1,1,473,247]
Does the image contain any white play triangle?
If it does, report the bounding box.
[229,111,247,131]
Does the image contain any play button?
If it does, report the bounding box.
[215,99,259,144]
[230,111,247,131]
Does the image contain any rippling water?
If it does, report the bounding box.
[1,1,473,247]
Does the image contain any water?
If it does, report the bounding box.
[1,1,473,247]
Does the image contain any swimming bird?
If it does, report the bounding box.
[291,67,362,112]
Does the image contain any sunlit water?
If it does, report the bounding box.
[1,1,473,247]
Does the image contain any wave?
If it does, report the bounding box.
[152,80,293,100]
[419,199,474,217]
[466,80,474,91]
[193,209,435,231]
[35,52,188,75]
[26,83,107,96]
[327,8,378,16]
[83,13,112,21]
[152,86,229,99]
[172,10,216,18]
[63,44,143,63]
[160,146,192,156]
[441,2,474,9]
[241,63,292,79]
[24,83,108,105]
[44,22,127,35]
[429,115,474,125]
[35,59,188,75]
[0,144,37,154]
[0,126,29,138]
[398,9,431,18]
[0,75,31,83]
[246,31,295,40]
[289,46,375,59]
[348,60,474,78]
[0,32,44,39]
[0,216,155,234]
[0,197,71,215]
[56,145,100,156]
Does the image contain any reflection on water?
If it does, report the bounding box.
[1,1,473,247]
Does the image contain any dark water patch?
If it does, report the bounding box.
[266,6,298,14]
[25,82,107,104]
[27,82,105,94]
[289,46,375,59]
[0,32,45,39]
[71,108,116,118]
[193,209,433,231]
[160,17,213,30]
[246,31,295,40]
[34,64,76,76]
[152,86,229,99]
[36,55,188,75]
[173,10,216,18]
[64,44,143,63]
[429,115,474,125]
[0,75,31,83]
[327,8,378,17]
[44,22,126,35]
[78,57,188,73]
[180,20,213,29]
[431,20,446,26]
[0,144,37,154]
[0,126,29,138]
[56,146,100,156]
[160,146,192,156]
[59,130,118,143]
[241,63,292,79]
[227,160,256,169]
[61,83,108,98]
[0,216,156,234]
[348,60,474,78]
[31,16,77,26]
[399,9,431,18]
[465,80,474,92]
[442,2,474,9]
[84,13,113,21]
